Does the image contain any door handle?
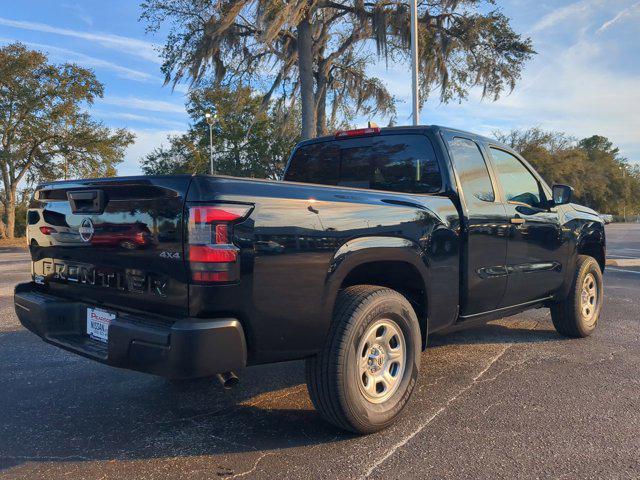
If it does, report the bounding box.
[510,217,526,225]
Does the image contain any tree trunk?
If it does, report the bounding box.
[2,188,16,239]
[297,17,316,139]
[316,71,328,137]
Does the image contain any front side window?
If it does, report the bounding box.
[447,137,495,205]
[490,148,542,207]
[285,135,441,194]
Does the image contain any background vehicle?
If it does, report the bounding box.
[90,222,154,250]
[27,208,84,247]
[599,213,613,224]
[15,125,605,433]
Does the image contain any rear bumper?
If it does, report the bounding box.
[14,282,247,379]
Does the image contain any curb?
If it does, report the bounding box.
[606,259,640,267]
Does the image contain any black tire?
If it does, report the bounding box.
[551,255,603,338]
[306,285,422,434]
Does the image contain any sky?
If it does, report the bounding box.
[0,0,638,176]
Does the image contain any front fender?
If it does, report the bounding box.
[559,208,606,298]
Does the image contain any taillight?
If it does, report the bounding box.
[39,226,57,235]
[335,127,380,138]
[187,204,252,284]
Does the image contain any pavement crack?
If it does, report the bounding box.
[362,343,513,479]
[223,452,274,479]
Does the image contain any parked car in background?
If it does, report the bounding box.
[27,208,83,247]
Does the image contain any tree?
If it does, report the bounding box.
[0,43,135,238]
[140,0,534,138]
[495,128,639,217]
[141,84,300,178]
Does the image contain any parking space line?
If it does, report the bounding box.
[606,267,640,275]
[363,344,513,478]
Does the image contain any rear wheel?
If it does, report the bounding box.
[551,255,603,338]
[306,285,421,434]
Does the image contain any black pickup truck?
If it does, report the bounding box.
[15,125,605,433]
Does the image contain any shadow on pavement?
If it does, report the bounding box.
[1,319,560,471]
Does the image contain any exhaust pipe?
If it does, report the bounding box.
[216,371,239,389]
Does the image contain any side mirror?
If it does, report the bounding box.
[552,184,573,205]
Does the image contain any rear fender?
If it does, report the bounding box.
[321,236,431,344]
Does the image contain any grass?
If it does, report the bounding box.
[0,237,27,249]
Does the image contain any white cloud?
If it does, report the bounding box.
[0,38,153,82]
[61,3,94,27]
[92,110,187,129]
[99,96,187,114]
[0,17,160,64]
[597,1,640,32]
[530,0,603,32]
[421,38,640,159]
[366,20,640,162]
[118,129,185,176]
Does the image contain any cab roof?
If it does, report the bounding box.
[296,125,510,151]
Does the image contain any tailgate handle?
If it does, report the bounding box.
[67,190,107,214]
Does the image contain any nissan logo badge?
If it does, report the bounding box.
[79,218,95,242]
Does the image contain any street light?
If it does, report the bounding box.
[205,112,217,175]
[409,0,419,126]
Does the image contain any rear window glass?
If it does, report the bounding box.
[285,134,441,194]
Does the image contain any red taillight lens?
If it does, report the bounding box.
[190,206,249,223]
[335,127,380,138]
[39,226,57,235]
[189,245,237,263]
[188,204,252,284]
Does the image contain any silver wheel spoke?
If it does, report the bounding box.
[359,353,370,370]
[365,374,377,395]
[382,369,395,386]
[387,348,402,361]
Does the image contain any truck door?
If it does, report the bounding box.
[443,134,509,316]
[486,146,566,308]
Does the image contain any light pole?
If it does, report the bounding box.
[409,0,419,126]
[205,112,216,175]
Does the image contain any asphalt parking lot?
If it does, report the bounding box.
[1,224,639,479]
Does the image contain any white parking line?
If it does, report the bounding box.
[606,267,640,275]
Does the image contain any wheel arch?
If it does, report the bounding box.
[322,237,430,348]
[577,240,605,272]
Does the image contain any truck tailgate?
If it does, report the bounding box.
[28,176,192,319]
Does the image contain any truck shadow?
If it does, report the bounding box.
[1,319,563,471]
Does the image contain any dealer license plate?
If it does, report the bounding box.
[86,307,115,343]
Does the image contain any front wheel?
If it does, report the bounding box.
[551,255,603,338]
[306,285,421,434]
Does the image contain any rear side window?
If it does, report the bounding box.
[27,210,40,225]
[285,134,441,194]
[447,137,495,205]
